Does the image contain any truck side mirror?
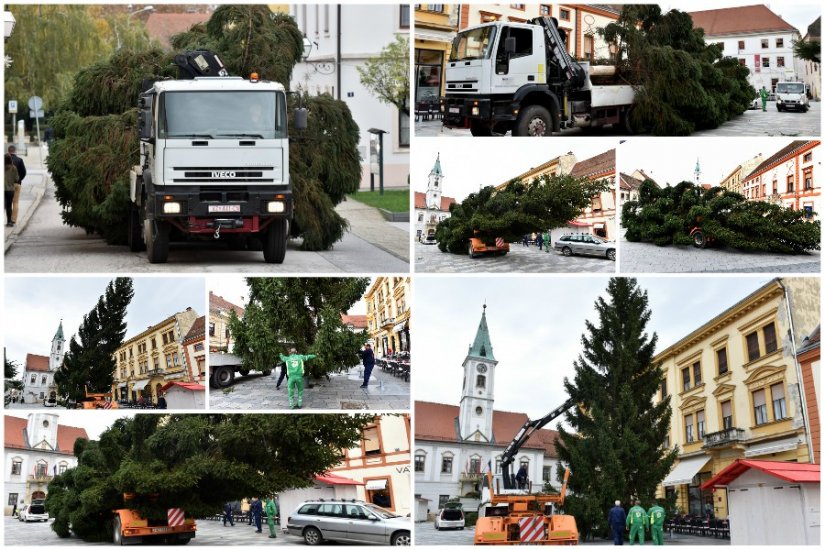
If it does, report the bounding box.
[294,108,308,131]
[504,36,516,55]
[138,108,153,141]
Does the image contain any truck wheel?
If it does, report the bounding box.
[606,249,616,261]
[469,120,493,136]
[145,219,170,264]
[128,204,145,252]
[239,369,250,377]
[263,219,287,264]
[692,230,707,249]
[468,243,476,258]
[213,365,235,388]
[562,246,573,256]
[303,526,323,546]
[515,105,555,136]
[619,108,635,135]
[113,516,124,546]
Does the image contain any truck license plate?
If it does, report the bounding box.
[151,527,171,533]
[449,107,460,114]
[208,205,241,213]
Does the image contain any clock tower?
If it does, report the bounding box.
[425,153,444,210]
[458,304,498,443]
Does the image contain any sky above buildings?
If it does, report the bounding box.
[5,277,205,377]
[414,275,788,423]
[667,1,820,33]
[619,138,804,186]
[414,139,616,203]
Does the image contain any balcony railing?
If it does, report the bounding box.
[459,472,483,482]
[380,317,395,328]
[28,474,53,483]
[703,427,746,449]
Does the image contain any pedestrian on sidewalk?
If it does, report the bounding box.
[223,501,235,527]
[265,497,279,538]
[7,145,26,226]
[359,343,375,388]
[4,153,19,226]
[608,500,626,545]
[275,361,287,390]
[280,348,316,409]
[626,500,648,545]
[647,501,666,546]
[536,232,544,251]
[250,496,263,533]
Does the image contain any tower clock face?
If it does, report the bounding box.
[476,364,487,374]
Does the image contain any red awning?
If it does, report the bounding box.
[701,459,820,490]
[315,473,364,486]
[567,220,592,227]
[159,381,206,393]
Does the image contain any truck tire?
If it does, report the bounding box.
[145,219,170,264]
[128,204,145,252]
[239,369,250,377]
[514,105,555,136]
[469,120,493,136]
[113,516,124,545]
[468,243,477,258]
[263,219,287,263]
[692,230,707,249]
[212,365,235,388]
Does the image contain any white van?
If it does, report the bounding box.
[775,82,810,112]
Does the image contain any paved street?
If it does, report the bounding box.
[415,241,616,273]
[415,101,820,138]
[210,363,410,411]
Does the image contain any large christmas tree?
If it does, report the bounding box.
[555,278,677,539]
[622,180,821,253]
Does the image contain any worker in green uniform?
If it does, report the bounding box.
[648,502,666,545]
[760,86,769,111]
[265,497,279,538]
[279,348,316,409]
[626,500,648,545]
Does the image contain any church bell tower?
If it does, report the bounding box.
[458,304,498,443]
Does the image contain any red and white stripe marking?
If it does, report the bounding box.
[495,237,505,248]
[519,515,545,542]
[103,402,112,409]
[167,508,185,527]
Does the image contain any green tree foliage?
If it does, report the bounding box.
[622,180,821,253]
[47,414,373,541]
[793,39,821,64]
[357,34,411,116]
[229,277,370,377]
[54,278,134,402]
[46,6,361,250]
[601,6,755,135]
[4,355,19,380]
[555,278,677,539]
[435,174,608,254]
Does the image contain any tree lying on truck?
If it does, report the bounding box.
[622,180,821,254]
[435,174,608,254]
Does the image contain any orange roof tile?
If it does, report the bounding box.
[25,354,49,373]
[744,140,818,181]
[414,191,455,212]
[209,291,245,317]
[689,5,797,36]
[571,149,615,179]
[183,316,205,343]
[341,314,368,330]
[5,415,88,456]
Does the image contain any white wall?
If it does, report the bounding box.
[165,387,205,409]
[714,31,802,90]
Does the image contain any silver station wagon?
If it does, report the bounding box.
[286,500,411,546]
[554,234,616,261]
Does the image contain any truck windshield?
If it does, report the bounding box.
[158,91,287,139]
[450,26,497,61]
[775,82,805,94]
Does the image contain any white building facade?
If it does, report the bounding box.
[291,4,410,189]
[742,140,820,219]
[22,321,65,404]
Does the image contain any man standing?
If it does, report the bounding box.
[608,500,626,545]
[222,501,234,527]
[760,86,769,111]
[7,146,25,225]
[359,343,375,388]
[626,500,648,545]
[265,497,279,538]
[648,501,666,546]
[279,348,316,409]
[515,464,528,489]
[250,496,263,533]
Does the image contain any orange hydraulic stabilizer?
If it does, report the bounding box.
[115,495,196,543]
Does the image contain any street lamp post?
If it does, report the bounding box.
[368,128,387,195]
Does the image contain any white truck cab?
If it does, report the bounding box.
[775,81,810,112]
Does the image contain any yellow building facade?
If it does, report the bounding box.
[365,277,411,357]
[414,5,459,107]
[112,308,199,404]
[654,278,819,519]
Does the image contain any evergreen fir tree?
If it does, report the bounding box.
[54,278,134,401]
[555,278,676,539]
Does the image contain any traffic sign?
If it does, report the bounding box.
[30,109,44,118]
[8,100,17,113]
[27,96,43,111]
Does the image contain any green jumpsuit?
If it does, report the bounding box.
[265,498,278,538]
[626,505,648,545]
[279,353,316,408]
[648,504,665,545]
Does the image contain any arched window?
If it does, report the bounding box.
[41,375,48,385]
[469,455,482,474]
[414,451,426,473]
[11,458,23,476]
[58,462,69,475]
[34,460,48,479]
[440,452,454,474]
[30,374,36,384]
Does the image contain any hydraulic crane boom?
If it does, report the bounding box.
[501,398,575,490]
[528,16,586,90]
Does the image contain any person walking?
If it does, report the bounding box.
[536,232,544,251]
[265,497,279,538]
[250,496,263,533]
[544,230,552,252]
[280,348,316,409]
[7,145,25,226]
[11,500,18,518]
[4,153,19,226]
[760,86,769,111]
[359,343,375,388]
[608,500,626,545]
[274,361,287,390]
[241,497,251,525]
[223,501,235,527]
[626,500,648,545]
[648,501,666,546]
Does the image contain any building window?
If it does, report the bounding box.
[763,323,777,354]
[427,5,445,14]
[35,461,48,478]
[8,493,18,506]
[438,495,449,508]
[803,168,813,190]
[682,367,690,391]
[762,57,770,68]
[761,39,769,48]
[716,348,728,376]
[441,455,453,474]
[58,462,68,475]
[543,465,552,481]
[209,323,215,337]
[194,343,204,352]
[738,40,745,50]
[540,5,551,16]
[746,331,760,361]
[692,362,702,386]
[684,413,694,443]
[776,38,784,48]
[660,379,667,399]
[721,400,733,429]
[559,8,570,20]
[414,453,425,472]
[803,152,813,162]
[592,196,602,211]
[787,175,795,193]
[399,111,410,148]
[697,410,706,439]
[30,374,36,384]
[11,460,22,475]
[469,456,481,473]
[739,58,746,66]
[476,374,486,389]
[753,389,768,425]
[495,457,502,474]
[510,4,526,10]
[771,383,787,420]
[400,4,410,29]
[363,426,381,455]
[777,56,785,68]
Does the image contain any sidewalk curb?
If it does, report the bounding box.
[4,177,47,253]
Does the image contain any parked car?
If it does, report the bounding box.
[422,233,437,245]
[434,507,465,530]
[19,502,49,522]
[749,96,760,110]
[553,234,616,261]
[286,500,411,546]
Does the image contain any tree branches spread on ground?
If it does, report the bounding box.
[228,277,370,377]
[54,278,134,402]
[622,180,821,253]
[555,278,677,539]
[435,174,608,254]
[47,6,361,250]
[46,414,373,541]
[600,6,755,135]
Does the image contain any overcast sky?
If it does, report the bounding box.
[5,277,205,378]
[413,275,788,423]
[619,138,813,187]
[667,1,821,33]
[413,139,618,203]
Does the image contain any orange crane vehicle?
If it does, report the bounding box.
[475,398,578,545]
[79,386,119,409]
[113,494,196,545]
